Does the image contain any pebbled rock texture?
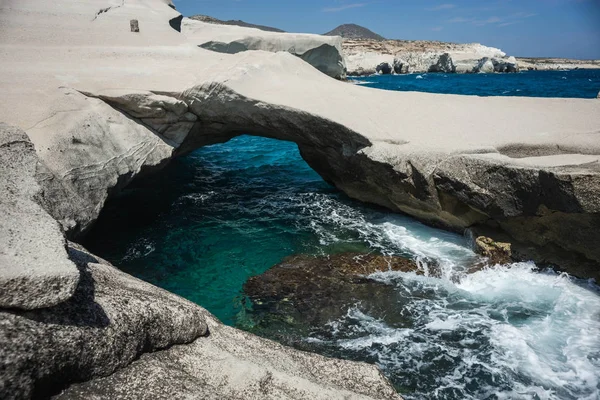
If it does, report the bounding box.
[0,242,208,399]
[0,123,79,309]
[55,312,400,400]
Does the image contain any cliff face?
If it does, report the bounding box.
[342,39,513,75]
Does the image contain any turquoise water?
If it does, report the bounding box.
[85,71,600,399]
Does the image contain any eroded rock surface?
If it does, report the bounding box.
[474,236,512,265]
[244,253,419,331]
[182,18,347,79]
[56,312,400,400]
[0,123,79,309]
[1,0,599,280]
[0,242,208,399]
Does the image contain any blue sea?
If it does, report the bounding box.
[349,69,600,98]
[85,70,600,400]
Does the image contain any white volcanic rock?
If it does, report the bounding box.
[0,0,600,395]
[477,58,495,73]
[0,123,79,310]
[428,53,455,73]
[182,18,346,79]
[454,59,479,74]
[394,52,441,73]
[344,40,508,75]
[346,52,395,76]
[1,0,600,267]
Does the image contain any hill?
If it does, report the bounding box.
[188,14,284,33]
[324,24,385,41]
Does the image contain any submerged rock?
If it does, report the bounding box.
[243,253,419,331]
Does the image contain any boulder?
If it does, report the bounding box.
[454,59,479,73]
[392,57,409,74]
[0,123,79,310]
[428,52,455,73]
[477,57,495,73]
[394,51,440,73]
[0,242,208,398]
[474,236,512,265]
[376,62,393,75]
[491,56,519,73]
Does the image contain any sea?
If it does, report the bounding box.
[85,69,600,400]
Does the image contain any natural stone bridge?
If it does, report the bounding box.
[1,0,600,398]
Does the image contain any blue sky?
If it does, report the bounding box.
[173,0,600,59]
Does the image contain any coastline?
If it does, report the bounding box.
[1,1,599,398]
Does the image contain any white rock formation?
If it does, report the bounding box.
[182,18,346,79]
[345,41,509,75]
[0,124,80,310]
[1,0,600,396]
[478,57,496,73]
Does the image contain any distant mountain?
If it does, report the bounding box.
[188,15,285,33]
[324,24,385,41]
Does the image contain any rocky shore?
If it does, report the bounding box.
[1,0,600,398]
[342,39,519,76]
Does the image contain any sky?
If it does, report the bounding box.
[173,0,600,59]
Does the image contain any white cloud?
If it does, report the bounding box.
[322,3,367,12]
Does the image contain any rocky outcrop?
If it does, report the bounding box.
[376,62,393,75]
[344,39,511,76]
[474,236,512,265]
[517,57,600,71]
[428,52,455,73]
[0,237,398,399]
[477,57,495,73]
[1,0,600,396]
[492,56,519,73]
[393,52,440,74]
[390,53,518,75]
[0,241,209,398]
[182,18,347,80]
[0,123,79,310]
[56,310,399,400]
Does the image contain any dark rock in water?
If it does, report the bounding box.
[243,253,419,335]
[393,58,409,74]
[376,62,393,75]
[474,236,512,265]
